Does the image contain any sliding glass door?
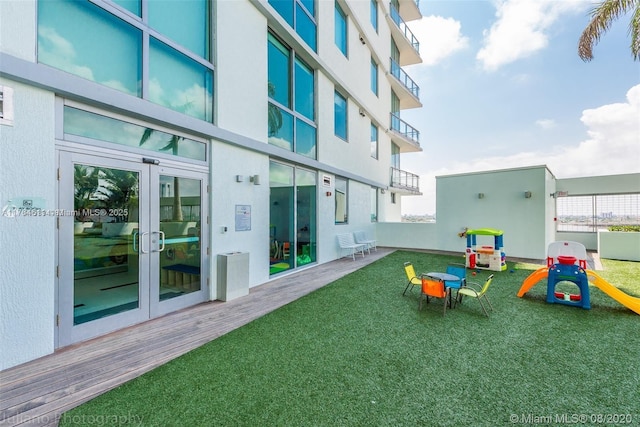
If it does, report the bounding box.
[269,161,316,275]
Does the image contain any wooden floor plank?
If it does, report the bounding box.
[0,249,393,426]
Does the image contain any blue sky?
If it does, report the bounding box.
[401,0,640,215]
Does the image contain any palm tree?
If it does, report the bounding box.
[140,129,184,221]
[578,0,640,61]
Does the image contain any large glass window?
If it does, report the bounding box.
[269,0,317,52]
[335,177,348,224]
[37,0,213,122]
[268,33,317,159]
[335,3,348,57]
[148,0,209,58]
[38,0,142,96]
[64,106,206,161]
[149,38,213,122]
[370,123,378,159]
[334,91,348,141]
[391,143,400,169]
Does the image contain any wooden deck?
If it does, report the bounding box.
[0,248,394,426]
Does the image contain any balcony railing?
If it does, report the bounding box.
[390,112,420,146]
[390,3,420,54]
[390,58,419,99]
[390,167,420,192]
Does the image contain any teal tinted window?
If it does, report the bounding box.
[335,3,347,56]
[334,91,347,140]
[38,0,141,96]
[149,37,213,122]
[299,0,314,16]
[294,58,314,120]
[269,0,294,26]
[296,6,317,51]
[296,119,316,159]
[268,33,316,156]
[268,34,291,108]
[269,0,316,52]
[64,107,206,161]
[370,0,378,32]
[268,105,294,151]
[148,0,208,58]
[112,0,141,16]
[371,58,378,95]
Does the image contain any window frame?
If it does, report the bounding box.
[335,176,348,224]
[268,31,317,159]
[334,90,348,141]
[335,2,348,57]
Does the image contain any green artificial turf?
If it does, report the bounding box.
[60,251,640,426]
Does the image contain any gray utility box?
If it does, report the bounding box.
[217,252,250,301]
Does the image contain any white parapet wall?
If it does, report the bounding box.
[598,230,640,262]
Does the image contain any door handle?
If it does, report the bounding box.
[132,230,139,253]
[156,231,166,252]
[140,231,150,254]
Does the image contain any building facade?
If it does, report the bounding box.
[0,0,423,370]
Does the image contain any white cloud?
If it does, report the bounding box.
[535,118,556,129]
[403,84,640,214]
[477,0,588,71]
[409,16,469,66]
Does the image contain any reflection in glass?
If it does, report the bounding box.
[159,176,201,301]
[112,0,141,17]
[268,33,291,108]
[38,0,141,96]
[296,169,316,266]
[73,164,140,325]
[148,0,209,59]
[149,37,213,122]
[64,107,206,161]
[269,162,294,275]
[335,3,348,56]
[296,5,317,52]
[335,177,348,224]
[294,58,314,120]
[268,105,293,151]
[334,91,347,140]
[296,119,316,159]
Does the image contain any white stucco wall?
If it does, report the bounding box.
[209,141,269,294]
[0,0,36,62]
[215,1,267,142]
[434,166,551,259]
[0,79,56,370]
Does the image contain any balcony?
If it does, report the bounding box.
[387,3,421,66]
[390,167,421,194]
[388,58,421,109]
[389,112,420,152]
[397,0,421,22]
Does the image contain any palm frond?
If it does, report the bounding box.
[579,0,638,61]
[630,4,640,59]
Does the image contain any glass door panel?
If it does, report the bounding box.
[269,161,294,275]
[73,164,141,324]
[158,175,202,301]
[295,168,316,266]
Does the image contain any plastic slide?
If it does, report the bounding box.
[517,267,549,297]
[587,270,640,315]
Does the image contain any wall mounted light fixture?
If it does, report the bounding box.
[358,108,365,117]
[236,175,244,183]
[249,175,260,185]
[478,193,485,199]
[524,191,532,199]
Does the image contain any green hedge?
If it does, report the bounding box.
[608,225,640,232]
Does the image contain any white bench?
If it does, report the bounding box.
[354,231,377,253]
[337,233,367,260]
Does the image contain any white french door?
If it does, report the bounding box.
[57,150,208,347]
